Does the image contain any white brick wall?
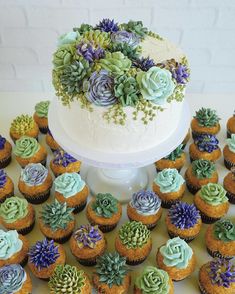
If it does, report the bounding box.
[0,0,235,93]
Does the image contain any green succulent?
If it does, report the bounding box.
[122,20,148,39]
[114,74,140,107]
[110,42,141,60]
[92,193,118,218]
[60,58,90,94]
[164,144,184,161]
[95,252,128,288]
[73,23,93,34]
[10,114,35,135]
[40,200,74,231]
[49,265,85,293]
[192,159,216,179]
[194,107,220,127]
[52,44,75,71]
[99,52,132,75]
[82,29,110,48]
[119,221,150,249]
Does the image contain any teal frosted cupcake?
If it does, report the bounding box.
[223,134,235,170]
[34,100,50,134]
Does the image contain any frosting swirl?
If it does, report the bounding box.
[73,225,102,249]
[160,237,193,269]
[13,136,40,158]
[200,183,228,206]
[154,168,185,193]
[0,135,6,150]
[0,230,22,260]
[111,30,140,47]
[53,149,77,167]
[21,163,48,186]
[227,134,235,153]
[0,169,7,188]
[130,190,161,216]
[35,100,50,118]
[0,264,26,294]
[213,219,235,242]
[0,197,28,223]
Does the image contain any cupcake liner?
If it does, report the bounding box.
[20,255,28,267]
[156,167,182,173]
[72,200,87,214]
[181,143,187,150]
[23,189,50,205]
[227,130,232,138]
[98,223,117,233]
[126,256,147,266]
[199,211,220,224]
[39,126,49,134]
[0,155,11,169]
[168,231,196,243]
[186,182,199,195]
[206,247,233,259]
[224,159,235,170]
[46,232,73,244]
[40,158,47,167]
[192,131,212,140]
[0,191,14,203]
[76,257,98,266]
[18,220,35,235]
[226,191,235,204]
[161,198,182,209]
[199,282,209,294]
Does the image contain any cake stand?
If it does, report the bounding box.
[48,97,191,202]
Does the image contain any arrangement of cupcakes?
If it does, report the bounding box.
[0,135,12,168]
[227,111,235,138]
[33,100,50,134]
[0,169,14,203]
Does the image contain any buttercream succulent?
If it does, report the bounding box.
[154,168,185,193]
[35,100,50,118]
[82,30,110,49]
[92,193,118,218]
[58,31,79,47]
[200,183,228,205]
[194,134,219,153]
[74,225,102,249]
[0,135,6,149]
[95,252,128,288]
[96,18,119,33]
[110,42,140,60]
[111,30,140,47]
[0,196,28,224]
[40,200,74,231]
[192,159,215,179]
[49,265,86,293]
[52,44,75,71]
[122,20,148,38]
[164,144,184,161]
[132,56,155,71]
[13,136,40,159]
[10,114,35,135]
[227,134,235,153]
[99,52,132,75]
[194,107,220,127]
[53,149,77,167]
[214,219,235,242]
[73,23,93,34]
[0,169,7,188]
[119,221,150,249]
[77,41,105,63]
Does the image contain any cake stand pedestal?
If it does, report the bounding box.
[48,98,191,203]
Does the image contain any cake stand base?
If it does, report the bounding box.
[86,167,148,203]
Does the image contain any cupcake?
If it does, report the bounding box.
[33,100,50,134]
[54,172,89,213]
[153,168,186,208]
[86,193,122,232]
[191,107,220,138]
[0,230,29,267]
[0,196,35,235]
[10,114,39,142]
[156,237,196,281]
[182,129,190,149]
[227,111,235,138]
[134,266,174,294]
[0,264,32,294]
[39,199,75,243]
[127,190,162,230]
[185,159,218,194]
[199,258,235,294]
[223,134,235,170]
[50,149,81,177]
[70,224,106,266]
[46,129,60,152]
[189,134,221,162]
[49,264,92,294]
[115,221,152,265]
[28,238,66,280]
[166,201,202,242]
[223,167,235,204]
[194,183,229,224]
[155,144,186,172]
[13,136,47,168]
[93,252,130,294]
[0,135,12,168]
[206,219,235,259]
[0,169,14,203]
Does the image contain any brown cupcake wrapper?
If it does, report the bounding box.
[199,283,209,294]
[0,155,11,168]
[18,220,35,235]
[72,200,87,214]
[76,257,98,267]
[186,183,200,195]
[98,223,117,233]
[156,167,182,173]
[227,130,233,138]
[168,231,197,243]
[161,198,182,209]
[224,159,235,171]
[46,233,73,244]
[199,211,220,224]
[20,255,28,267]
[0,191,14,203]
[53,171,80,178]
[39,126,49,134]
[126,256,147,266]
[23,189,51,205]
[206,247,233,259]
[192,131,214,139]
[226,191,235,204]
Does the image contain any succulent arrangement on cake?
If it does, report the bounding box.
[52,19,190,125]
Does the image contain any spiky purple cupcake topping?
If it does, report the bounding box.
[96,18,119,33]
[53,149,77,167]
[209,258,235,288]
[171,63,190,85]
[0,135,6,150]
[77,42,105,63]
[168,202,200,229]
[132,56,155,71]
[0,169,7,188]
[194,134,219,153]
[73,225,102,249]
[28,239,60,270]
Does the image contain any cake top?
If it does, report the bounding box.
[0,169,7,188]
[0,135,6,149]
[91,193,118,218]
[73,224,102,249]
[199,183,228,206]
[194,107,220,127]
[20,163,48,186]
[191,159,215,179]
[35,100,50,118]
[10,114,35,135]
[13,136,40,158]
[213,219,235,242]
[53,19,190,125]
[0,196,28,224]
[194,134,219,153]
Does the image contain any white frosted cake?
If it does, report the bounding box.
[52,19,190,154]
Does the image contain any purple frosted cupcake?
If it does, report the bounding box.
[0,135,12,168]
[0,169,14,203]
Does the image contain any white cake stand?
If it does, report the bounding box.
[48,97,191,202]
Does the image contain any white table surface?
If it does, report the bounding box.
[0,92,235,294]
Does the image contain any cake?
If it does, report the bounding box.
[33,100,50,134]
[0,135,12,168]
[52,19,190,154]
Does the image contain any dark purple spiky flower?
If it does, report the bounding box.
[0,135,6,150]
[171,63,190,84]
[169,202,201,229]
[77,42,105,63]
[209,258,235,288]
[0,169,7,188]
[74,225,102,249]
[28,239,59,270]
[194,134,219,153]
[53,149,77,167]
[132,56,155,71]
[96,18,119,33]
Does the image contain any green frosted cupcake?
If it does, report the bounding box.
[34,100,50,134]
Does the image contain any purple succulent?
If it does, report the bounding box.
[0,135,6,150]
[209,258,235,287]
[83,70,117,106]
[132,56,155,71]
[74,225,102,249]
[194,134,219,153]
[28,239,59,270]
[171,63,190,84]
[96,18,119,33]
[53,149,77,167]
[169,202,201,229]
[0,169,7,188]
[77,42,105,63]
[111,30,140,48]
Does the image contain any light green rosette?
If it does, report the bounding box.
[0,196,28,223]
[227,134,235,153]
[0,230,22,260]
[13,136,40,158]
[52,44,75,71]
[58,31,80,47]
[200,183,228,206]
[35,101,50,118]
[99,52,131,75]
[213,219,235,242]
[154,168,185,193]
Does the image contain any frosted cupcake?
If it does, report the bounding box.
[18,163,53,204]
[0,169,14,203]
[0,135,12,168]
[33,100,50,134]
[0,264,32,294]
[54,172,89,213]
[157,237,196,281]
[127,190,162,229]
[153,168,185,208]
[13,136,47,168]
[223,167,235,204]
[0,196,35,235]
[0,230,29,267]
[10,114,39,142]
[46,129,60,152]
[223,134,235,170]
[227,111,235,138]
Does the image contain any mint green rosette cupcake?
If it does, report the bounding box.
[34,100,50,134]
